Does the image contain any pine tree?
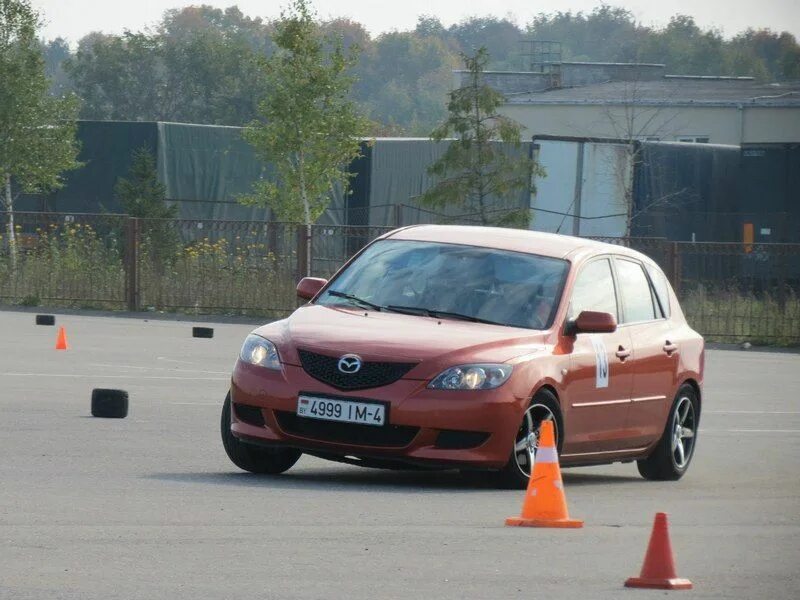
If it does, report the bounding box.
[421,47,543,227]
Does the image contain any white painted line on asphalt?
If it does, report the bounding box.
[89,363,230,375]
[157,357,199,365]
[170,402,221,406]
[1,373,228,381]
[701,428,800,433]
[706,410,800,415]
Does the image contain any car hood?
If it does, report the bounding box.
[254,304,549,378]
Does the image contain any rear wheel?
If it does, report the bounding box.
[637,384,699,481]
[492,389,563,489]
[220,393,302,475]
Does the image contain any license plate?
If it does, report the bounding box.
[296,395,386,427]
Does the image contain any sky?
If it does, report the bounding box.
[32,0,800,44]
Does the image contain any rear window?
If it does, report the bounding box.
[615,258,657,323]
[645,264,671,318]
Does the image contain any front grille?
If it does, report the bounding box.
[297,349,416,390]
[275,411,419,447]
[234,403,266,427]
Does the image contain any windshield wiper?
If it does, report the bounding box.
[327,290,385,312]
[385,305,433,316]
[386,305,505,326]
[427,309,506,326]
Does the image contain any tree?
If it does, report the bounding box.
[66,6,269,125]
[242,0,367,275]
[115,147,176,220]
[114,147,178,265]
[448,16,524,70]
[42,37,72,96]
[421,47,542,226]
[0,0,80,266]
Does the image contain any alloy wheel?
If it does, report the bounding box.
[514,403,556,478]
[671,396,696,469]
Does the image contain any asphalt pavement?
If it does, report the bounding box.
[1,310,798,599]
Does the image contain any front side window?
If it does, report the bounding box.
[317,240,569,330]
[615,258,657,323]
[568,258,618,321]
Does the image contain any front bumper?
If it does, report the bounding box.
[229,360,526,469]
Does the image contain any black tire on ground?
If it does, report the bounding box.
[220,393,301,475]
[487,388,564,489]
[35,314,55,326]
[91,389,129,418]
[192,326,214,338]
[637,383,700,481]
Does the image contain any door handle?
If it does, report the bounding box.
[615,346,631,360]
[663,341,678,355]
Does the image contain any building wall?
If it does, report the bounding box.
[500,103,800,145]
[742,107,800,144]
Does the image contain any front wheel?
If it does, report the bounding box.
[220,393,302,475]
[491,389,563,489]
[637,384,699,481]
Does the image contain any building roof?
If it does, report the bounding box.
[505,79,800,108]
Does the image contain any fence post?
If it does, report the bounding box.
[394,203,402,227]
[296,223,308,280]
[669,241,682,298]
[125,217,140,311]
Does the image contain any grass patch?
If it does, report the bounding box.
[681,285,800,346]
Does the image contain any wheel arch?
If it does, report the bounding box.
[529,383,565,452]
[681,377,702,420]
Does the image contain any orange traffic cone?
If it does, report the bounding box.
[505,420,583,528]
[625,512,692,590]
[55,326,69,350]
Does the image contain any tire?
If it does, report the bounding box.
[637,384,699,481]
[36,314,55,326]
[220,393,302,475]
[193,326,214,338]
[490,388,563,489]
[91,389,129,418]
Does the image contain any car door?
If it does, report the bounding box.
[614,258,679,448]
[561,257,635,455]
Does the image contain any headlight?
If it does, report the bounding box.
[240,334,281,370]
[428,364,513,390]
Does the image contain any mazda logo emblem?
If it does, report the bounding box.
[337,354,362,374]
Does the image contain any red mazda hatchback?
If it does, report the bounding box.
[222,225,703,487]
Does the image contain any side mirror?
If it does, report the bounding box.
[571,310,617,335]
[296,277,327,300]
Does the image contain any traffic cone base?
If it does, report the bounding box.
[504,420,582,528]
[624,576,693,590]
[505,516,583,528]
[626,512,692,590]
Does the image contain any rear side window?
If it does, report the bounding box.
[568,259,618,321]
[615,259,656,323]
[645,264,671,318]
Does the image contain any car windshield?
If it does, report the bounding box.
[316,240,569,330]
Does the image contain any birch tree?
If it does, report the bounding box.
[0,0,80,267]
[242,0,367,276]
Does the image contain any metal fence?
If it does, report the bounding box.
[1,211,798,344]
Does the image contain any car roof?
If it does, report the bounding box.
[383,225,652,264]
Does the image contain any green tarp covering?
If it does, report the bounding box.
[20,121,532,227]
[18,121,158,213]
